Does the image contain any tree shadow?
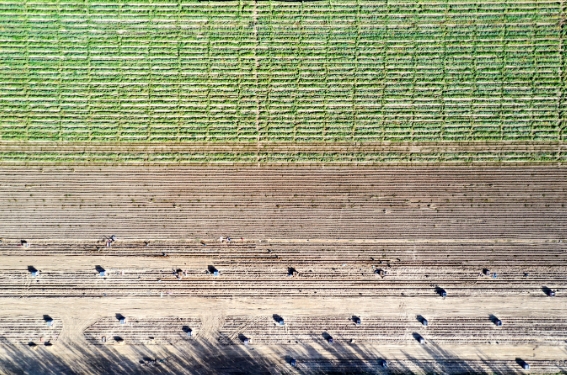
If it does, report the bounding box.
[435,286,447,297]
[321,332,334,344]
[416,314,428,326]
[542,286,555,297]
[412,332,424,344]
[115,313,125,322]
[1,315,567,375]
[272,314,284,325]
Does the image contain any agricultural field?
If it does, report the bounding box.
[0,0,566,163]
[0,166,566,374]
[1,1,567,374]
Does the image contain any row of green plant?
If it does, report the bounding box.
[0,150,563,164]
[0,0,564,146]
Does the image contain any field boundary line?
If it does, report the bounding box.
[0,141,565,153]
[0,141,565,165]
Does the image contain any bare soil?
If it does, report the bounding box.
[0,166,566,374]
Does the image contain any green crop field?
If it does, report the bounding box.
[0,0,566,163]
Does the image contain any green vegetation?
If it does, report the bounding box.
[0,0,565,162]
[0,147,563,165]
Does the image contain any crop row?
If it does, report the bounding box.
[0,317,62,345]
[0,149,564,164]
[218,315,567,346]
[0,0,564,145]
[84,316,201,345]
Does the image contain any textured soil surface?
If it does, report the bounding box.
[0,166,566,374]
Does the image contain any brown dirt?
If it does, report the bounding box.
[0,166,566,374]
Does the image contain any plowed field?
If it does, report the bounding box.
[0,166,565,374]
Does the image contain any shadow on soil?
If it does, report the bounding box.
[1,333,567,375]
